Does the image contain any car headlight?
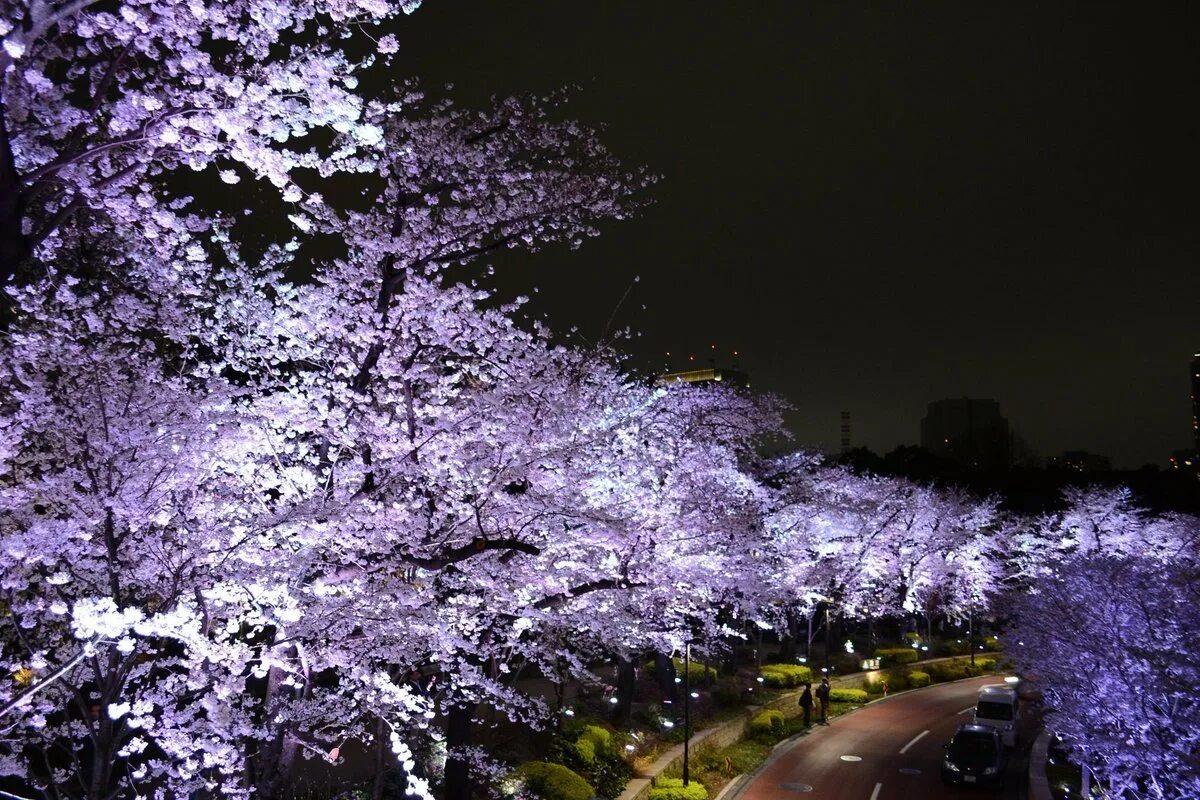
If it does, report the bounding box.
[943,759,960,772]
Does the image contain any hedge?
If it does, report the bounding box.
[876,648,918,667]
[749,709,785,740]
[908,671,931,688]
[828,688,869,703]
[649,777,709,800]
[571,725,611,765]
[759,663,813,688]
[877,668,910,691]
[514,761,594,800]
[643,658,719,684]
[561,724,631,799]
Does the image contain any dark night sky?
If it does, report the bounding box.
[383,2,1200,468]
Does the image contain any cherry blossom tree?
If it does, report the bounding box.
[0,46,671,795]
[1006,551,1200,799]
[1002,489,1200,799]
[0,0,424,323]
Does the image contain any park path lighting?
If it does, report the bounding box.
[969,606,975,667]
[825,603,832,673]
[683,642,692,786]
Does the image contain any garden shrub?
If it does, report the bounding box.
[828,688,869,703]
[974,658,996,674]
[943,639,972,656]
[749,709,785,741]
[571,725,612,765]
[649,777,709,800]
[925,661,969,682]
[710,678,743,707]
[514,761,594,800]
[876,648,918,667]
[759,663,813,687]
[690,743,725,774]
[553,724,631,799]
[572,736,596,765]
[643,658,718,686]
[908,671,931,688]
[982,636,1001,651]
[877,668,910,691]
[831,654,861,675]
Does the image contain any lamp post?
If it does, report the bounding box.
[683,642,691,786]
[823,602,832,675]
[968,606,975,667]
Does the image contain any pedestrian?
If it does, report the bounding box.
[816,677,831,725]
[799,682,813,728]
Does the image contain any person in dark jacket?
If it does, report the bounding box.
[799,682,814,727]
[816,678,832,724]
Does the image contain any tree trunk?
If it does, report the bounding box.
[654,652,677,701]
[444,701,476,800]
[779,610,798,660]
[614,655,636,725]
[371,716,389,800]
[0,89,29,330]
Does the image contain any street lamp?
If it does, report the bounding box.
[968,606,975,667]
[823,601,834,675]
[683,642,692,786]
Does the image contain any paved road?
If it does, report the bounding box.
[735,676,1037,800]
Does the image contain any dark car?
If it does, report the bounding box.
[941,724,1006,787]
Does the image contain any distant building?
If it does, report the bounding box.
[1191,354,1200,455]
[920,398,1012,471]
[1049,450,1112,473]
[1169,449,1198,473]
[658,367,749,388]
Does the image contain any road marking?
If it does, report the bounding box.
[899,729,929,754]
[957,705,976,715]
[869,782,882,800]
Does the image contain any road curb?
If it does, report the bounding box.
[1028,729,1053,800]
[712,774,747,800]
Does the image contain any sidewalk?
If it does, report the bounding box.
[1027,729,1053,800]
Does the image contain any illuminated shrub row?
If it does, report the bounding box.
[758,663,814,687]
[828,688,870,703]
[553,723,634,799]
[749,709,785,740]
[645,658,719,685]
[649,777,709,800]
[875,648,919,667]
[513,761,595,800]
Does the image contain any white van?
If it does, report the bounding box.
[973,684,1019,747]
